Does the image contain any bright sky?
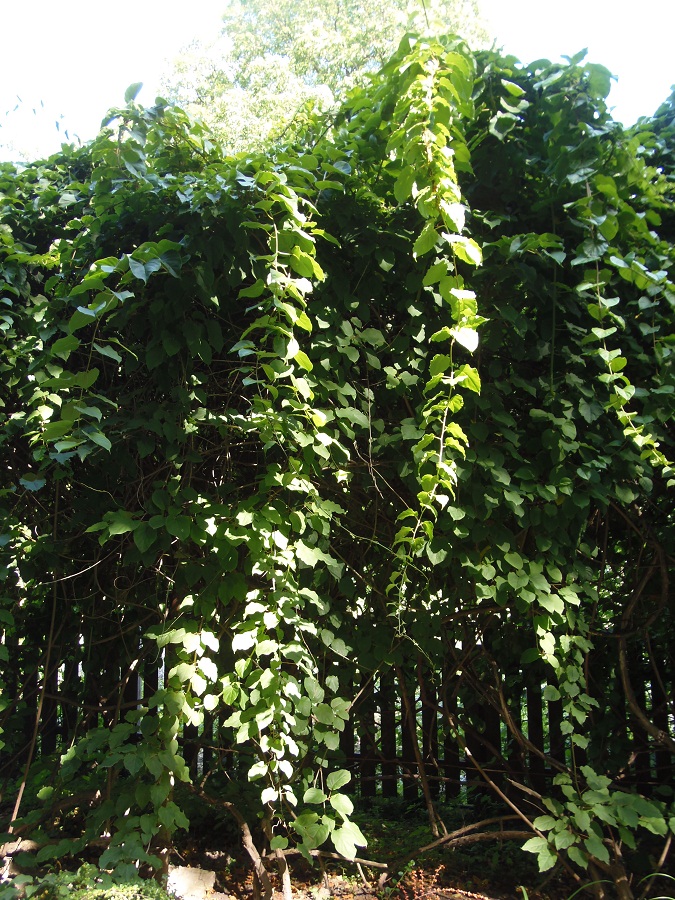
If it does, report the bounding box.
[481,0,675,127]
[0,0,226,162]
[1,0,673,162]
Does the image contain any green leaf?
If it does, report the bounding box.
[429,354,452,377]
[443,233,482,266]
[232,631,257,652]
[584,834,609,864]
[567,845,588,869]
[542,685,561,702]
[296,541,321,567]
[134,523,156,554]
[51,334,80,360]
[261,787,278,805]
[295,311,312,332]
[452,327,479,353]
[107,511,137,535]
[501,79,525,97]
[329,793,354,817]
[504,551,523,569]
[170,516,193,541]
[239,279,265,298]
[124,82,143,102]
[289,248,315,278]
[331,828,357,860]
[522,836,557,872]
[270,836,288,850]
[326,769,351,791]
[539,594,564,616]
[332,820,367,860]
[293,349,313,371]
[303,676,325,703]
[128,256,148,282]
[303,787,327,804]
[314,703,336,725]
[413,223,439,258]
[74,404,102,421]
[553,829,577,851]
[19,473,47,492]
[522,836,548,855]
[572,808,591,832]
[489,111,517,139]
[455,363,481,393]
[394,166,416,204]
[87,429,112,452]
[423,262,448,286]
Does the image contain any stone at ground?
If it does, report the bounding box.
[167,865,228,900]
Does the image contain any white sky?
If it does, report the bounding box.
[481,0,674,127]
[0,0,226,161]
[0,0,673,162]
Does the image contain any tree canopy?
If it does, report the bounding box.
[0,31,673,900]
[159,0,490,152]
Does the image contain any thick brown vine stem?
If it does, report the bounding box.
[187,787,272,900]
[440,697,582,887]
[609,860,634,900]
[484,657,568,774]
[618,638,675,753]
[645,632,674,722]
[587,861,611,899]
[7,493,60,834]
[416,658,449,836]
[395,664,441,838]
[262,814,292,900]
[280,848,388,869]
[379,815,524,886]
[582,846,634,900]
[615,530,674,753]
[638,833,671,900]
[586,857,635,900]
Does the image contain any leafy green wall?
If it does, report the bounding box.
[0,35,673,895]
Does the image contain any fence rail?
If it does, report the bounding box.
[3,639,671,804]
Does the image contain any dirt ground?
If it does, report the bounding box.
[184,848,578,900]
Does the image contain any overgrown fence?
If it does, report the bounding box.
[3,633,671,803]
[2,32,674,896]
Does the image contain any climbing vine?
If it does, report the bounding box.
[0,37,673,900]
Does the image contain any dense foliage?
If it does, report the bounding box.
[0,34,673,900]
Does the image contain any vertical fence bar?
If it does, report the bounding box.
[358,675,377,797]
[420,675,440,799]
[40,661,59,756]
[442,689,461,799]
[400,672,418,802]
[651,662,672,788]
[379,670,398,798]
[547,690,565,779]
[527,681,546,794]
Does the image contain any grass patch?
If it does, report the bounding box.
[0,864,172,900]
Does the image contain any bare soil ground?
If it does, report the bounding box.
[181,848,577,900]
